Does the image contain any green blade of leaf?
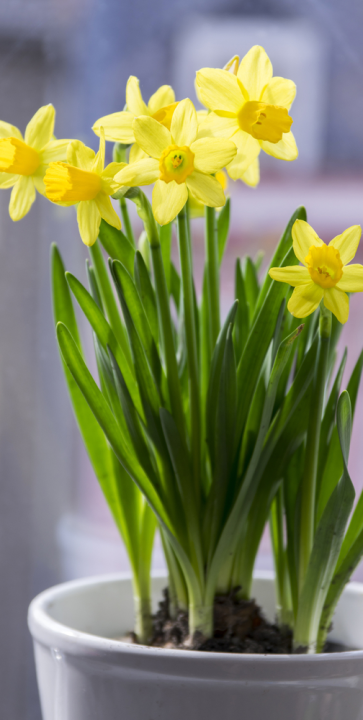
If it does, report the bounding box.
[56,321,171,528]
[98,218,135,276]
[66,270,143,420]
[217,198,230,264]
[295,391,355,652]
[255,205,306,315]
[112,259,163,388]
[134,250,159,346]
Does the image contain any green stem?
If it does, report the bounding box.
[205,206,220,350]
[178,207,201,493]
[133,590,152,644]
[298,304,332,591]
[188,602,214,638]
[119,197,136,246]
[270,486,293,627]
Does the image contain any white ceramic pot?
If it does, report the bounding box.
[28,571,363,720]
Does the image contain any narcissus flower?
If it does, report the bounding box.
[114,98,236,225]
[269,220,363,324]
[44,131,124,247]
[93,76,178,163]
[0,104,71,221]
[196,46,298,187]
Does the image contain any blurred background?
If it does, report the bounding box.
[1,0,363,717]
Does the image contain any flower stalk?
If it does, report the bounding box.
[298,303,332,591]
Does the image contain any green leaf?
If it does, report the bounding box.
[208,324,237,558]
[134,251,159,346]
[206,301,238,469]
[295,391,355,651]
[235,245,299,452]
[112,259,163,387]
[51,246,141,556]
[255,206,306,316]
[98,219,135,277]
[316,349,363,522]
[243,257,259,325]
[107,346,161,494]
[206,324,303,603]
[233,259,249,363]
[170,262,181,310]
[86,259,103,311]
[217,198,230,264]
[56,321,171,529]
[66,271,143,419]
[89,240,131,364]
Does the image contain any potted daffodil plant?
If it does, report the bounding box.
[0,44,360,719]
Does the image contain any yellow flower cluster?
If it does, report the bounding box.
[1,45,362,323]
[0,45,298,244]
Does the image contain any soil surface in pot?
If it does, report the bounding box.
[148,587,292,653]
[122,588,348,653]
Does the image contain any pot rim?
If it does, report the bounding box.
[28,570,363,664]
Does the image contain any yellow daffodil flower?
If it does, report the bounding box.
[0,104,71,221]
[93,76,178,163]
[44,130,124,247]
[196,46,298,187]
[188,170,228,218]
[113,98,236,226]
[269,220,363,324]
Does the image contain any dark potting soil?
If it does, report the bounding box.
[120,588,351,654]
[149,587,293,654]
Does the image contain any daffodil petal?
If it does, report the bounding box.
[126,76,148,116]
[92,128,105,175]
[101,162,127,182]
[170,99,197,147]
[329,225,361,265]
[93,112,135,144]
[67,140,95,171]
[226,132,260,180]
[237,45,273,101]
[240,158,260,187]
[196,68,242,113]
[260,131,298,161]
[198,112,239,140]
[152,179,188,225]
[40,139,71,164]
[148,85,175,114]
[133,116,170,159]
[95,194,121,230]
[77,200,101,247]
[287,283,323,318]
[292,220,323,265]
[33,172,46,195]
[9,176,36,221]
[191,138,236,173]
[0,172,18,188]
[0,121,22,140]
[324,287,349,324]
[336,264,363,292]
[129,143,148,163]
[24,104,55,150]
[114,158,159,186]
[186,171,225,207]
[261,77,296,109]
[269,266,311,286]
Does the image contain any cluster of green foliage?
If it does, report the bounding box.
[52,190,363,653]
